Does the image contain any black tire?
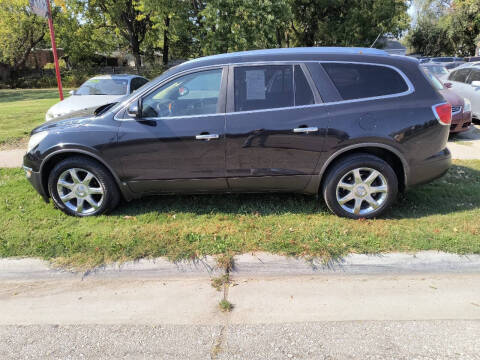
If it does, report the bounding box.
[48,156,120,217]
[322,154,398,219]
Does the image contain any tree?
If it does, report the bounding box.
[407,0,480,56]
[199,0,292,55]
[290,0,410,48]
[53,0,118,67]
[77,0,155,70]
[0,0,47,87]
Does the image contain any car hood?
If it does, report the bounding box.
[46,94,124,119]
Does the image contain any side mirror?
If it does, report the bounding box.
[444,82,453,88]
[471,80,480,87]
[69,90,75,96]
[127,100,142,118]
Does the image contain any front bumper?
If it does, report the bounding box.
[407,148,452,187]
[23,165,49,203]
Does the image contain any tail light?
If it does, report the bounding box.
[432,103,452,125]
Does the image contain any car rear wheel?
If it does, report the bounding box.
[48,157,120,217]
[322,154,398,219]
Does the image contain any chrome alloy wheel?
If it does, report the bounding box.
[56,168,105,215]
[335,167,388,216]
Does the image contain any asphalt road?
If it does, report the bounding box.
[1,321,480,359]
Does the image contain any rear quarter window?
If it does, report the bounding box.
[322,63,409,100]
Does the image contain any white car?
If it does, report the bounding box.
[446,65,480,120]
[45,74,149,121]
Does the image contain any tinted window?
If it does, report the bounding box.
[449,69,471,83]
[130,77,149,93]
[234,65,293,112]
[467,69,480,84]
[76,78,129,95]
[322,63,409,100]
[141,69,222,118]
[294,65,315,106]
[422,68,444,91]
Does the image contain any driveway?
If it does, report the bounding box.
[1,125,480,169]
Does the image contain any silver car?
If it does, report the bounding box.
[446,65,480,120]
[46,74,149,121]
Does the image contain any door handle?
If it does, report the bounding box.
[195,133,219,140]
[293,127,318,134]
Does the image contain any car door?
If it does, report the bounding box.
[225,63,328,192]
[464,69,480,117]
[116,67,228,194]
[448,68,472,98]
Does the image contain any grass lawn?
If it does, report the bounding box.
[0,89,68,147]
[1,160,480,268]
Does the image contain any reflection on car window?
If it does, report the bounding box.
[234,65,294,111]
[141,69,222,118]
[76,78,129,95]
[467,69,480,84]
[294,65,315,106]
[322,63,409,100]
[449,69,471,83]
[422,68,444,91]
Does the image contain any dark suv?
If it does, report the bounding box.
[23,47,452,219]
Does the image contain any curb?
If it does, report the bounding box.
[1,251,480,281]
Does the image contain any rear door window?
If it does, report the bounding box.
[234,65,294,112]
[321,63,409,100]
[449,69,471,83]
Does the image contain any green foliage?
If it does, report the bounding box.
[0,0,48,86]
[43,59,67,70]
[200,0,292,55]
[407,0,480,56]
[289,0,410,47]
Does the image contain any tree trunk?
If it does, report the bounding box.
[163,16,170,66]
[131,38,142,72]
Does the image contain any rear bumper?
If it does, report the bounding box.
[407,148,452,187]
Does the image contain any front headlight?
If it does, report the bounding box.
[27,131,48,153]
[463,98,471,113]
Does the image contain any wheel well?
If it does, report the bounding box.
[319,147,406,193]
[40,152,120,198]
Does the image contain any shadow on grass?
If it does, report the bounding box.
[111,164,480,219]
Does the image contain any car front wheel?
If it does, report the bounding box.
[48,156,120,217]
[322,154,398,219]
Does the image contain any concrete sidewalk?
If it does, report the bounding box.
[1,253,480,359]
[0,149,24,168]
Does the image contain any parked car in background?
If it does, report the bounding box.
[422,69,472,133]
[24,47,452,219]
[465,56,480,62]
[447,65,480,120]
[421,63,450,82]
[419,58,431,64]
[430,57,465,70]
[45,74,149,121]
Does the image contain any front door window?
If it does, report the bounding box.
[141,69,223,118]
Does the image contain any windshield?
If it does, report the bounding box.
[76,78,129,96]
[423,65,448,76]
[422,68,444,90]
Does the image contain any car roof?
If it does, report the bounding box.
[91,74,145,80]
[168,47,421,75]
